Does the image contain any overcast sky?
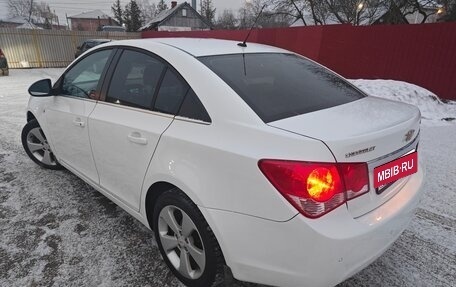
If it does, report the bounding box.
[0,0,247,25]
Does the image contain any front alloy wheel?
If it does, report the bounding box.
[22,119,63,170]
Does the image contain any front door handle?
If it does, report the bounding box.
[128,132,148,145]
[73,118,85,127]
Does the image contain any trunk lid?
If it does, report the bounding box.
[268,96,421,217]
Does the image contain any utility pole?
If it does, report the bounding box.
[54,10,58,30]
[28,0,34,23]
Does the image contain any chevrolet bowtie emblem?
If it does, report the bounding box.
[404,129,415,142]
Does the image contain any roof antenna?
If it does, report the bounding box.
[238,4,267,48]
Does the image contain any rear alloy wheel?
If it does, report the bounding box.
[153,189,224,287]
[21,119,63,170]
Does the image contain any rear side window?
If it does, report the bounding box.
[107,50,165,109]
[199,53,365,123]
[178,89,211,122]
[154,68,188,115]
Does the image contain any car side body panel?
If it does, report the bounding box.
[88,102,174,211]
[45,97,99,183]
[141,118,334,222]
[27,97,151,228]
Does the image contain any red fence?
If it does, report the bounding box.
[143,22,456,100]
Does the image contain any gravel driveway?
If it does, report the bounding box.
[1,69,455,287]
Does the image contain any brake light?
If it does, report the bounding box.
[258,160,369,218]
[306,167,341,202]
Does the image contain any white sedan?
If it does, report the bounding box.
[22,38,424,287]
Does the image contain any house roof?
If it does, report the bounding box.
[357,0,411,25]
[16,22,43,29]
[1,16,28,24]
[0,17,44,29]
[150,4,183,25]
[140,2,210,31]
[419,0,442,9]
[358,6,390,25]
[68,10,110,19]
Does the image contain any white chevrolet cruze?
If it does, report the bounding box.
[22,38,424,287]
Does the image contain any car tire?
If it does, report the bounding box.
[21,119,63,170]
[153,188,225,287]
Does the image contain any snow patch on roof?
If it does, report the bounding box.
[419,0,442,9]
[68,10,110,20]
[16,22,43,29]
[140,3,185,30]
[1,16,28,24]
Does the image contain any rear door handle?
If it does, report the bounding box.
[73,118,85,127]
[128,132,148,145]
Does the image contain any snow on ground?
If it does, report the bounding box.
[0,69,455,287]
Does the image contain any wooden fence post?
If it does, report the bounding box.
[32,29,43,68]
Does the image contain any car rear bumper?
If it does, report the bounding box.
[200,166,424,287]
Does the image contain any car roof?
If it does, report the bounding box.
[103,38,291,57]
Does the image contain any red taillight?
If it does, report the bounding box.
[338,163,369,200]
[258,160,369,218]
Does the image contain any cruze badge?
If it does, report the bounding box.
[404,129,415,142]
[345,146,376,158]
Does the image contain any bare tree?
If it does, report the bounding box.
[156,0,168,14]
[264,10,294,27]
[238,0,262,28]
[215,9,237,30]
[138,0,157,23]
[321,0,393,25]
[33,2,57,27]
[7,0,34,19]
[251,0,448,26]
[246,0,270,27]
[238,6,251,29]
[323,0,360,24]
[8,0,57,27]
[272,0,309,25]
[272,0,347,26]
[200,0,216,26]
[238,0,291,28]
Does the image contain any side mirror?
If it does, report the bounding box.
[77,45,82,50]
[28,79,53,97]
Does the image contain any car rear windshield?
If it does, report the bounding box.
[199,53,365,123]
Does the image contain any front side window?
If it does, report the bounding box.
[61,49,112,99]
[199,53,365,123]
[107,50,166,110]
